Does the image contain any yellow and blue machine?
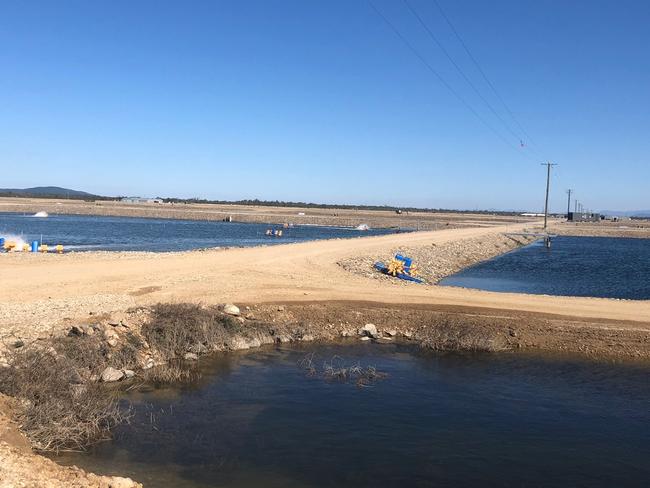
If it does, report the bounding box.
[374,254,423,283]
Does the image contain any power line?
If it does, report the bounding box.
[367,1,522,154]
[402,0,524,146]
[431,0,543,155]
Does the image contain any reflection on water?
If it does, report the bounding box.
[53,344,650,487]
[440,236,650,299]
[0,213,396,252]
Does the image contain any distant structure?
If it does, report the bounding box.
[120,197,163,204]
[568,211,601,222]
[602,215,631,222]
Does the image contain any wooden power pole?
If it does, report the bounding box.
[566,189,573,219]
[541,162,556,231]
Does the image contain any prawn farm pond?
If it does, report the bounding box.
[52,343,650,487]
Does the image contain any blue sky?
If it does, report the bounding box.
[1,1,648,211]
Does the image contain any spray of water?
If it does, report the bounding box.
[1,233,28,251]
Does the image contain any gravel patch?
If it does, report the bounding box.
[339,233,536,285]
[0,294,137,356]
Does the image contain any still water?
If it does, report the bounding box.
[441,236,650,300]
[0,213,395,252]
[54,344,650,487]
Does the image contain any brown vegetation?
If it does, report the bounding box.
[0,346,129,452]
[0,303,277,452]
[419,317,508,352]
[299,353,388,387]
[141,361,199,384]
[142,303,243,361]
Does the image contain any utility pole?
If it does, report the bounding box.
[566,189,573,220]
[574,200,578,213]
[541,162,556,231]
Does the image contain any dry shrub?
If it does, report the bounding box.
[51,332,141,374]
[0,348,129,452]
[421,318,507,352]
[299,353,388,387]
[142,303,242,360]
[142,360,200,385]
[51,335,108,376]
[110,333,142,370]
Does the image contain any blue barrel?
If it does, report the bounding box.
[0,237,4,248]
[31,240,39,252]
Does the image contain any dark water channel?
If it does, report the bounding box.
[53,343,650,487]
[440,236,650,300]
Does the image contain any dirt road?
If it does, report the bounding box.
[2,222,648,336]
[2,220,650,487]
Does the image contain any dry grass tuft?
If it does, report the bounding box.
[50,332,141,375]
[142,303,242,360]
[0,348,129,452]
[142,360,200,384]
[51,335,109,375]
[421,318,508,352]
[299,353,388,387]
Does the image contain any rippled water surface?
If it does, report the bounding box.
[0,212,395,252]
[54,344,650,487]
[440,236,650,299]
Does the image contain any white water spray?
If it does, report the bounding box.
[1,234,28,251]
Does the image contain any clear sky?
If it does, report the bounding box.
[1,1,648,212]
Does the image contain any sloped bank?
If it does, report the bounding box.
[339,233,537,284]
[0,302,526,455]
[1,300,649,487]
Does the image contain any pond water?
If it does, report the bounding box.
[53,343,650,487]
[0,213,396,252]
[440,236,650,300]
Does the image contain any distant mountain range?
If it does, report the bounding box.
[0,186,98,198]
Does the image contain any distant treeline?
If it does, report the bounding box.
[0,190,527,216]
[160,197,522,216]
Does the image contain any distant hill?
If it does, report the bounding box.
[0,186,98,198]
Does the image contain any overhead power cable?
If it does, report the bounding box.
[367,1,522,154]
[430,0,542,153]
[403,0,523,145]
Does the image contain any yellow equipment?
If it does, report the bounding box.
[386,258,405,277]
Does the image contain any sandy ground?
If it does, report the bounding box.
[550,220,650,238]
[2,218,650,486]
[2,221,648,341]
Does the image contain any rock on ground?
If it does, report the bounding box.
[222,304,240,316]
[100,367,124,382]
[359,323,379,338]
